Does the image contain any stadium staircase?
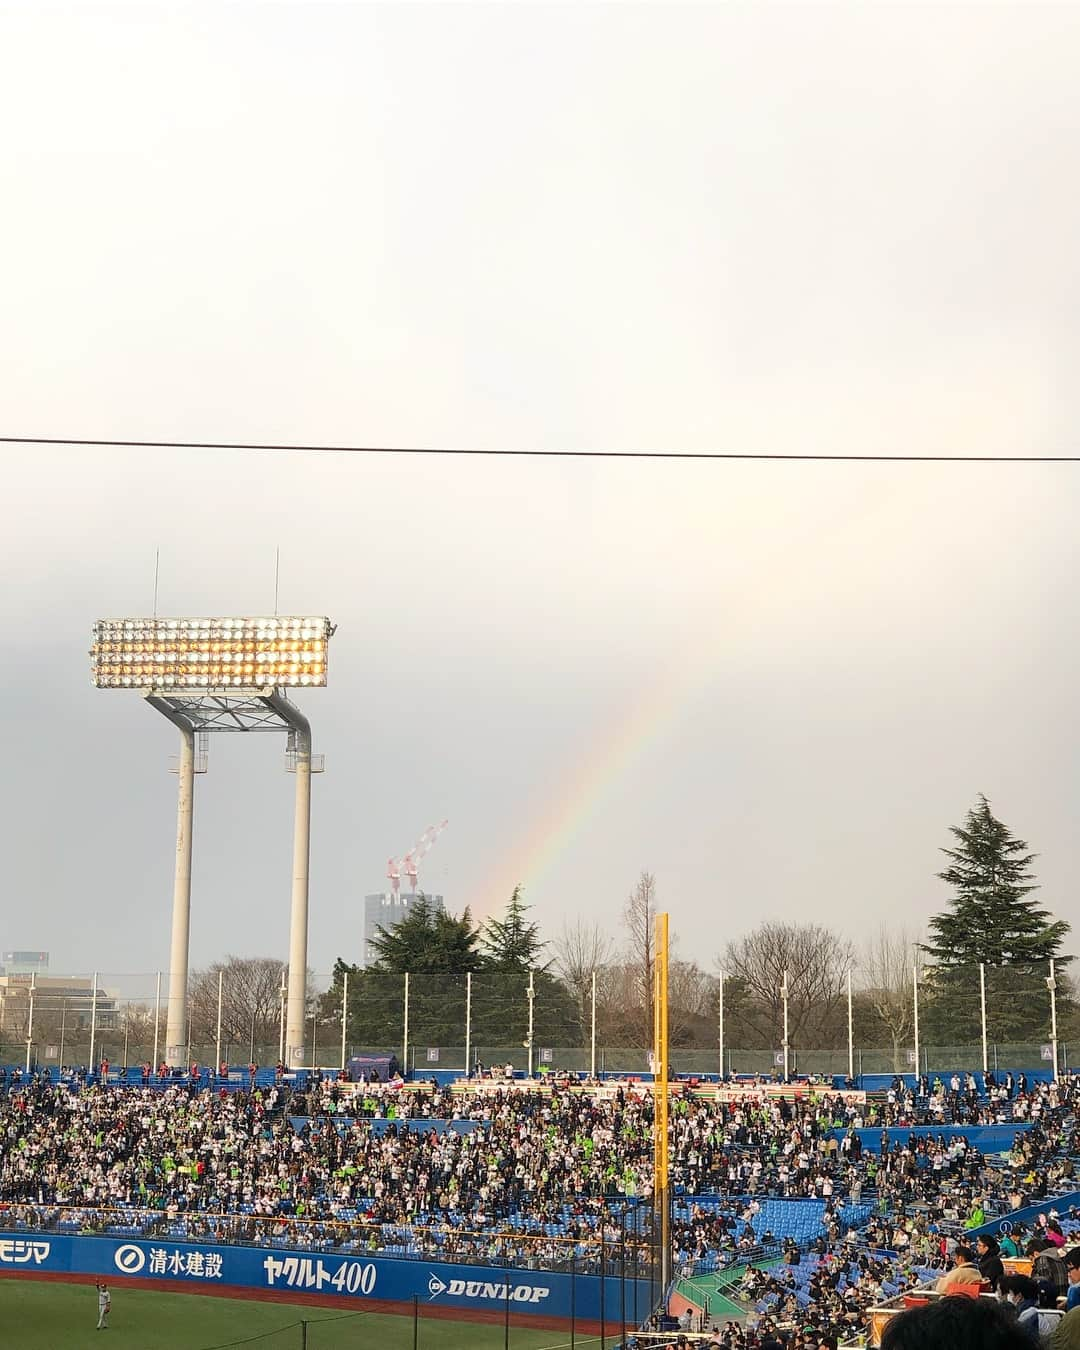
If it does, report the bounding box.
[675,1261,779,1324]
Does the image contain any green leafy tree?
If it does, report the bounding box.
[922,796,1071,1045]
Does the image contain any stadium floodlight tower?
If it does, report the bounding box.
[90,615,334,1071]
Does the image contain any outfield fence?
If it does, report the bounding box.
[0,1228,656,1342]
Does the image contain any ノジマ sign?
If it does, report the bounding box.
[0,1232,648,1328]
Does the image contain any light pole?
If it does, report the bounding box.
[781,970,790,1083]
[90,615,333,1070]
[718,969,725,1081]
[1047,961,1060,1083]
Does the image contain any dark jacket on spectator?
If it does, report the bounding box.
[1034,1245,1069,1300]
[979,1246,1005,1291]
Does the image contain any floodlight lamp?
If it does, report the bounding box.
[90,615,333,692]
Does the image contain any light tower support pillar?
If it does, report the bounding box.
[269,694,314,1068]
[166,721,196,1068]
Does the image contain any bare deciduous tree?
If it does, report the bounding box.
[668,960,717,1048]
[623,872,658,1049]
[551,919,615,1026]
[720,922,855,1054]
[859,925,918,1072]
[189,957,287,1060]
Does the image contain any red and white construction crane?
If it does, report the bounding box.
[387,820,448,896]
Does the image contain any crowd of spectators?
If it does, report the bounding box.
[1,1068,1079,1344]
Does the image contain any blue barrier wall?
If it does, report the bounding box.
[0,1232,650,1327]
[826,1124,1032,1153]
[856,1072,1058,1093]
[966,1190,1080,1240]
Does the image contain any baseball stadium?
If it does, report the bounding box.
[1,621,1077,1350]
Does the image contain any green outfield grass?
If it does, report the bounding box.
[0,1279,602,1350]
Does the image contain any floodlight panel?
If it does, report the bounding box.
[90,616,332,690]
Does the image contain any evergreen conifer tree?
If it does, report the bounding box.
[473,887,581,1054]
[922,795,1070,1045]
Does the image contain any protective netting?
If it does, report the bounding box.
[5,958,1071,1079]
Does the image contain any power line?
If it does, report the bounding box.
[1,435,1079,463]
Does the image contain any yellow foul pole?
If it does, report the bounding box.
[653,911,670,1291]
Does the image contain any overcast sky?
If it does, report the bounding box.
[2,1,1080,993]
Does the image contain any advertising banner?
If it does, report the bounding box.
[0,1232,650,1327]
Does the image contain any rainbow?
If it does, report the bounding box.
[476,658,685,917]
[472,462,974,918]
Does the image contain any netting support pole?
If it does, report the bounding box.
[89,971,99,1076]
[590,971,597,1079]
[152,971,161,1073]
[527,969,535,1078]
[600,1224,607,1350]
[653,911,670,1294]
[278,967,286,1064]
[570,1251,576,1350]
[340,968,348,1072]
[300,1320,308,1350]
[846,969,854,1082]
[24,972,35,1073]
[979,962,988,1075]
[215,969,223,1077]
[403,973,410,1075]
[413,1294,419,1350]
[620,1204,627,1346]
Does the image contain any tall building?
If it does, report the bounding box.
[360,893,445,968]
[0,974,119,1037]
